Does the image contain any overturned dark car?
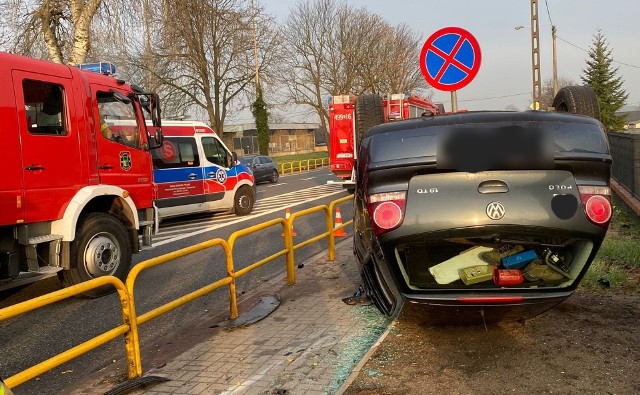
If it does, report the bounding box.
[353,93,612,324]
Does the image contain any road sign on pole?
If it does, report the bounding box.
[419,26,482,93]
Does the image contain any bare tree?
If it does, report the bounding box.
[279,0,333,140]
[540,76,576,111]
[358,22,427,94]
[131,0,280,133]
[279,0,428,143]
[0,0,145,65]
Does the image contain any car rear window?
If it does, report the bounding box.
[368,121,608,165]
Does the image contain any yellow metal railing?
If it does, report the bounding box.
[279,157,329,175]
[0,277,136,389]
[0,194,353,390]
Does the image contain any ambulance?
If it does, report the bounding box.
[151,121,256,221]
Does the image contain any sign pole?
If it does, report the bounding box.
[450,91,458,113]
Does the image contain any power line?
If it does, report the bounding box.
[543,0,554,26]
[543,0,640,70]
[556,36,640,69]
[436,91,531,104]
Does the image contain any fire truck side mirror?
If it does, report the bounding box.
[146,93,163,149]
[147,127,163,150]
[110,90,132,105]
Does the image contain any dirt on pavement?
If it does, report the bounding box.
[343,289,640,395]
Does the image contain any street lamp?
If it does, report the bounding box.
[515,19,558,107]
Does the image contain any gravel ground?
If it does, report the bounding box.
[343,288,640,395]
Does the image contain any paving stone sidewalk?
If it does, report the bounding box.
[92,239,390,395]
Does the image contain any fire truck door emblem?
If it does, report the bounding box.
[216,168,227,184]
[120,151,132,171]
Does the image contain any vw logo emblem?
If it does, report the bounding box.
[486,201,505,220]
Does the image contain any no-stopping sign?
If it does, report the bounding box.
[420,26,482,91]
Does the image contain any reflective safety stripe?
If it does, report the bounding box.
[1,382,6,395]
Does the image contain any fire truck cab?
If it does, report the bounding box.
[0,53,162,294]
[328,95,357,180]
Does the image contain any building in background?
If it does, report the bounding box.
[616,111,640,130]
[222,123,324,156]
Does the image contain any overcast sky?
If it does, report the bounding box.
[260,0,639,115]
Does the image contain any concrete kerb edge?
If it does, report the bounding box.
[335,315,397,395]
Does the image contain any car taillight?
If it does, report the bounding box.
[578,186,612,227]
[367,192,406,235]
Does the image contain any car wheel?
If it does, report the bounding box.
[59,213,131,298]
[234,185,254,216]
[355,94,385,146]
[552,85,601,121]
[270,169,279,183]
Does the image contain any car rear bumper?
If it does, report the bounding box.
[402,293,570,325]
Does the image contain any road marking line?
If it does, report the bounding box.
[302,177,317,180]
[154,189,346,246]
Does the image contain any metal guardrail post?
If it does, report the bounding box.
[125,238,232,376]
[328,195,355,261]
[284,218,295,284]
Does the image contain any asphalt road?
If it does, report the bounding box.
[0,169,353,395]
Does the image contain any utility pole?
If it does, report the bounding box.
[251,0,259,90]
[530,0,541,109]
[552,24,558,97]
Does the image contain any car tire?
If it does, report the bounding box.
[234,185,254,216]
[270,169,279,183]
[552,85,601,121]
[59,213,131,298]
[355,94,385,146]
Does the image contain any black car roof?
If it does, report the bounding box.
[363,110,604,139]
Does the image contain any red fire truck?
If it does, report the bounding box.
[0,53,163,295]
[328,93,443,188]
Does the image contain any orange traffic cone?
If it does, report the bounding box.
[333,207,347,237]
[282,207,297,237]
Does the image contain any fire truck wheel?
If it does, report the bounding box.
[234,186,254,216]
[270,169,279,183]
[552,85,601,121]
[60,213,131,297]
[355,94,384,145]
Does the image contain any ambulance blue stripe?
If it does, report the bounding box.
[154,167,203,183]
[153,165,252,184]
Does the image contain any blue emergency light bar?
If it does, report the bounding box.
[78,62,117,75]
